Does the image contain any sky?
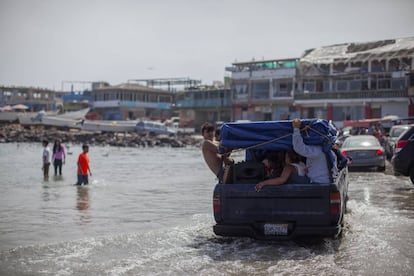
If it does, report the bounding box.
[0,0,413,91]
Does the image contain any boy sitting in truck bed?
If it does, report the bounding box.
[255,150,309,191]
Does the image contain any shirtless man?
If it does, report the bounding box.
[201,122,232,181]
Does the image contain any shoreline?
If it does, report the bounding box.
[0,124,202,148]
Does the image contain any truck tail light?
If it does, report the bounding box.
[395,140,408,153]
[213,194,221,215]
[330,192,341,215]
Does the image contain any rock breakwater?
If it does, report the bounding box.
[0,124,202,148]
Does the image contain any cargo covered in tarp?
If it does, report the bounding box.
[219,119,337,152]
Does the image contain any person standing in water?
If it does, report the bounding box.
[52,139,66,176]
[42,140,51,181]
[76,144,91,185]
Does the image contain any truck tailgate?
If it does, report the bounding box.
[214,183,332,226]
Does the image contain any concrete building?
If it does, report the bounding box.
[175,86,232,128]
[0,86,56,111]
[295,37,414,124]
[226,58,298,121]
[92,82,175,121]
[221,37,414,126]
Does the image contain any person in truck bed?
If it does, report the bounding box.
[261,150,285,178]
[201,122,233,182]
[292,118,338,183]
[255,150,309,191]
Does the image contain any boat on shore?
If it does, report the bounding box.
[80,119,138,133]
[18,108,89,129]
[135,120,177,135]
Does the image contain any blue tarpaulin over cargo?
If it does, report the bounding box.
[219,119,337,151]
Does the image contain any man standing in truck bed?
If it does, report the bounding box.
[292,118,337,183]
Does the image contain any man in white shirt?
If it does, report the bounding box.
[292,118,337,183]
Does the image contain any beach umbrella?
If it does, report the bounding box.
[12,104,29,110]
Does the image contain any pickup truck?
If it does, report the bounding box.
[213,119,349,240]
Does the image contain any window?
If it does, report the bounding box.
[378,78,391,89]
[303,82,315,92]
[233,84,248,94]
[159,95,171,103]
[148,94,158,102]
[391,79,406,89]
[233,83,248,99]
[323,81,330,92]
[336,81,348,91]
[350,80,361,90]
[274,80,293,96]
[252,82,269,99]
[194,93,203,100]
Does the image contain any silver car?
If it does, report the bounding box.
[341,135,386,171]
[384,124,412,158]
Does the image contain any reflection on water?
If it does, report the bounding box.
[76,186,90,211]
[76,186,92,224]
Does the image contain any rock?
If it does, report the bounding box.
[0,124,201,148]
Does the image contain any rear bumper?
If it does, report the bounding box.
[391,155,409,176]
[213,223,341,240]
[349,158,385,168]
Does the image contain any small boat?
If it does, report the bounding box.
[18,108,89,129]
[81,119,138,132]
[135,120,177,135]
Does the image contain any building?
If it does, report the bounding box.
[60,90,93,112]
[226,58,299,121]
[221,37,414,126]
[0,86,56,111]
[92,82,176,120]
[295,37,414,123]
[175,86,232,128]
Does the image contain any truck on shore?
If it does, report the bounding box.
[212,119,348,240]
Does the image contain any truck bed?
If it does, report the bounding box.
[213,169,347,240]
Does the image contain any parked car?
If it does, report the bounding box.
[335,134,351,148]
[383,124,412,159]
[391,125,414,184]
[341,135,386,171]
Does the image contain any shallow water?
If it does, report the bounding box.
[0,143,413,275]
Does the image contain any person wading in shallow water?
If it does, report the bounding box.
[76,144,92,185]
[52,139,66,176]
[201,122,233,183]
[42,140,51,181]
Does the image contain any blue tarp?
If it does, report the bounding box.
[219,119,337,152]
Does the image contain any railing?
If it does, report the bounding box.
[294,89,408,100]
[176,98,231,108]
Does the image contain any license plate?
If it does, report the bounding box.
[264,223,288,236]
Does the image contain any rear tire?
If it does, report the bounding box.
[378,165,386,172]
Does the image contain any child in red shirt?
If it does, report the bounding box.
[76,144,91,185]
